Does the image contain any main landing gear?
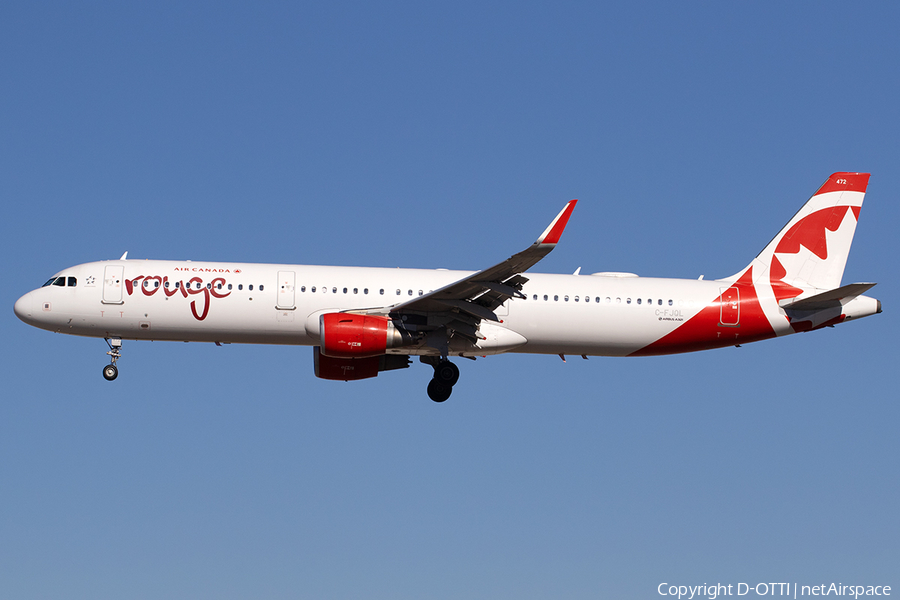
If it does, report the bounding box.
[103,338,122,381]
[424,358,460,402]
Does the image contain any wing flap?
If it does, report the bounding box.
[433,299,500,322]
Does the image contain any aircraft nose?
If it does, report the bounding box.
[14,292,34,324]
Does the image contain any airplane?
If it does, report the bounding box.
[14,172,881,402]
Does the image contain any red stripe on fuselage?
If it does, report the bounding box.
[630,268,775,356]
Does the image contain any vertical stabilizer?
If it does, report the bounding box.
[728,172,869,305]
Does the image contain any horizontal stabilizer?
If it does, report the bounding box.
[780,283,877,311]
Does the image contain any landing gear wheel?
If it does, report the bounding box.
[427,378,452,403]
[103,338,122,381]
[434,360,460,386]
[102,364,118,381]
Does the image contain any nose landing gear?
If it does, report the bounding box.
[103,338,122,381]
[425,359,460,402]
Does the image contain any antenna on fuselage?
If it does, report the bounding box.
[119,251,128,260]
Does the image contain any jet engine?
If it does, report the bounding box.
[319,313,412,358]
[313,347,411,381]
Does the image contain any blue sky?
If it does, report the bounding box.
[2,3,898,598]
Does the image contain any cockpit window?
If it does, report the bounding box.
[41,276,77,287]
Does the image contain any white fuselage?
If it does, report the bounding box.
[12,173,881,401]
[16,258,851,358]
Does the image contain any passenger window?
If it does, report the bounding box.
[259,285,264,291]
[165,281,170,288]
[554,295,558,301]
[595,297,600,303]
[637,298,642,305]
[228,284,233,291]
[616,297,621,303]
[396,289,401,295]
[574,296,579,302]
[658,299,662,305]
[543,295,548,301]
[418,290,423,296]
[331,287,336,294]
[533,294,538,301]
[206,283,211,289]
[626,298,631,304]
[309,286,314,292]
[564,295,569,302]
[605,297,611,303]
[408,290,413,296]
[668,299,673,306]
[175,281,181,289]
[249,285,254,291]
[67,277,77,287]
[216,283,222,290]
[239,284,244,291]
[585,296,590,303]
[364,288,369,294]
[343,287,348,294]
[353,288,358,294]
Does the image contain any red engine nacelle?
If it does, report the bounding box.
[319,313,409,358]
[313,347,411,381]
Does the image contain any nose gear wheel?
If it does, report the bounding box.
[103,364,118,381]
[103,338,122,381]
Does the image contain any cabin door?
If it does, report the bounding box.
[719,287,739,326]
[277,271,296,310]
[102,265,124,304]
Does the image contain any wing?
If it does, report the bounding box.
[381,200,577,350]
